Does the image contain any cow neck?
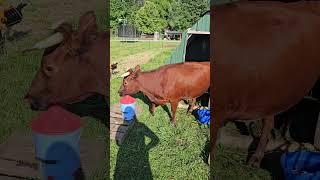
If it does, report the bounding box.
[136,72,167,104]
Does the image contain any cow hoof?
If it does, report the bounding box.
[149,110,155,116]
[169,121,177,126]
[248,155,261,168]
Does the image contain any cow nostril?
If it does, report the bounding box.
[30,99,40,111]
[30,102,40,111]
[24,95,40,111]
[24,94,30,100]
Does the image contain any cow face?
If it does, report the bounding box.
[118,65,141,97]
[24,11,99,110]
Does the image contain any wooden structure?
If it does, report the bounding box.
[110,103,142,145]
[0,133,105,179]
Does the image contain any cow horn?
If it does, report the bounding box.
[49,19,67,30]
[22,32,64,53]
[121,72,130,77]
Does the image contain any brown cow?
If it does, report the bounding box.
[24,11,109,110]
[211,1,320,168]
[118,62,210,124]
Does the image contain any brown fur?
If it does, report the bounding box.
[211,1,320,168]
[119,62,210,124]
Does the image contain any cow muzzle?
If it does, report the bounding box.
[24,94,47,111]
[118,90,124,97]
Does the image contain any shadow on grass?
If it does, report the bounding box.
[64,94,108,127]
[246,138,285,180]
[260,150,285,180]
[202,138,210,165]
[114,120,159,180]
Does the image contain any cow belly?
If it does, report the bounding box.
[165,69,210,100]
[214,68,319,121]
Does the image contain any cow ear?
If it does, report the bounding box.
[128,68,134,74]
[78,11,98,43]
[54,23,73,40]
[132,72,139,79]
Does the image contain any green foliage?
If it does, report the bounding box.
[111,0,210,33]
[134,1,167,34]
[110,0,143,29]
[110,0,125,29]
[179,0,210,30]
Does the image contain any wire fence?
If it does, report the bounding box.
[110,39,181,49]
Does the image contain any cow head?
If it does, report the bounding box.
[24,11,102,110]
[118,65,142,97]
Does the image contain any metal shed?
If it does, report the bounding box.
[166,11,210,64]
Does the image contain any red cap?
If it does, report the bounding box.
[120,95,136,104]
[31,106,81,135]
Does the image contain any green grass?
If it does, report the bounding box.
[110,41,210,179]
[0,3,108,179]
[110,40,179,63]
[211,145,272,180]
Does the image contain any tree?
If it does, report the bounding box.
[110,0,125,29]
[167,0,209,31]
[111,0,210,32]
[134,1,167,34]
[167,1,186,31]
[110,0,143,29]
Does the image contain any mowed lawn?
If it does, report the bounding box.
[0,2,107,179]
[110,41,272,179]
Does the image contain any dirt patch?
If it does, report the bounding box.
[164,45,178,49]
[113,51,160,75]
[7,0,105,43]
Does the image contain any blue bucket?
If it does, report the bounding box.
[120,95,136,122]
[33,129,81,180]
[43,142,81,179]
[120,103,136,121]
[197,109,210,125]
[31,106,82,180]
[281,150,320,180]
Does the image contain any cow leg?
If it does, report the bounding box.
[170,100,179,125]
[150,103,157,116]
[248,116,274,167]
[187,98,196,114]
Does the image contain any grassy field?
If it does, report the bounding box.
[110,41,273,179]
[0,1,107,179]
[110,41,211,179]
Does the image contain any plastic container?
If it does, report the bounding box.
[197,108,210,125]
[281,150,320,180]
[31,106,82,180]
[120,95,136,121]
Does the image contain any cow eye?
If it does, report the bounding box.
[43,65,55,77]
